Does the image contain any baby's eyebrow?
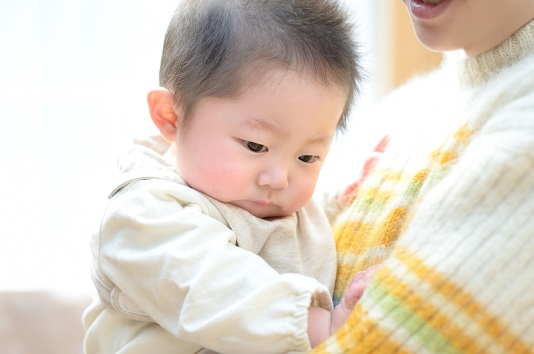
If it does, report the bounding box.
[246,116,288,138]
[307,135,332,147]
[245,116,332,146]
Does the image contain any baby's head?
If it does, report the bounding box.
[159,0,361,130]
[149,0,362,218]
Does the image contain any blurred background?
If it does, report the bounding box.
[0,0,440,353]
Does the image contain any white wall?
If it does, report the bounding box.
[316,0,383,192]
[0,0,381,296]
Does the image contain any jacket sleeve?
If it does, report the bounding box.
[313,188,342,226]
[93,178,333,354]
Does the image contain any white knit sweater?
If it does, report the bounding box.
[315,20,534,354]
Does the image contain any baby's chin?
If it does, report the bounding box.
[230,200,295,219]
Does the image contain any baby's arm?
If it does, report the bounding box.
[96,179,337,353]
[307,265,379,347]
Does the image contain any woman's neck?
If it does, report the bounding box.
[457,20,534,87]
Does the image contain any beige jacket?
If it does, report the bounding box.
[83,136,338,354]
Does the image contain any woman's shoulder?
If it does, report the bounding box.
[469,54,534,136]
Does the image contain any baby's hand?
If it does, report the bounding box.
[337,135,390,208]
[330,264,380,332]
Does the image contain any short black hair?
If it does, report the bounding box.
[159,0,362,131]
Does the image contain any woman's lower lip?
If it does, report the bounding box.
[409,0,451,20]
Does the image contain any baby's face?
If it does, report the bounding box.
[174,69,345,218]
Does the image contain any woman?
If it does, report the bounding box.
[316,0,534,352]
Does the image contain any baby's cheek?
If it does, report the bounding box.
[293,181,317,210]
[206,162,251,199]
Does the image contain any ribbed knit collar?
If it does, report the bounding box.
[450,20,534,87]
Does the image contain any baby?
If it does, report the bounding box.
[83,0,369,353]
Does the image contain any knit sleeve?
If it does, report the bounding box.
[313,113,534,353]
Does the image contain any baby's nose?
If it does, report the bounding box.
[257,165,289,189]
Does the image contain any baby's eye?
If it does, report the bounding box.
[298,155,320,163]
[244,141,268,153]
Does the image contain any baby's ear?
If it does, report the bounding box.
[147,88,180,142]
